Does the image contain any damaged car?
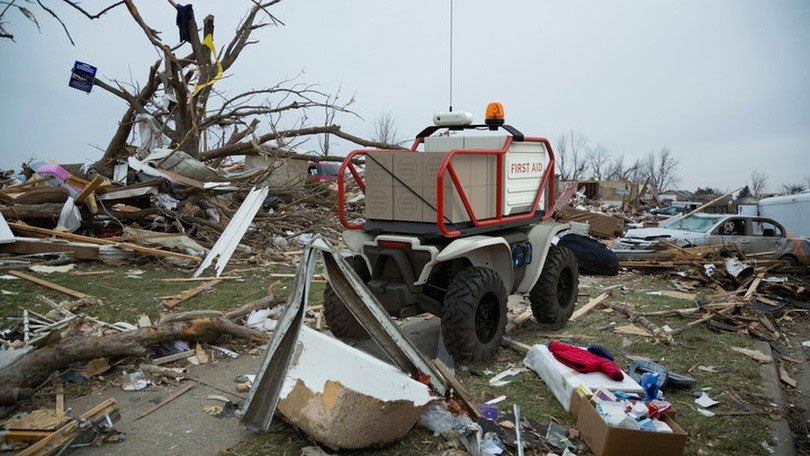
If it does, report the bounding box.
[613,213,809,265]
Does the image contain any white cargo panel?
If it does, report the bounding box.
[503,141,548,215]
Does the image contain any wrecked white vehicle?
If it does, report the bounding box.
[613,213,809,265]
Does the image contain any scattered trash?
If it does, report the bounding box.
[694,392,719,408]
[122,371,152,391]
[488,366,528,387]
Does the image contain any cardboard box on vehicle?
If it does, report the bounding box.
[365,152,394,187]
[365,183,393,220]
[570,391,687,456]
[393,152,422,188]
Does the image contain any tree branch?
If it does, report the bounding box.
[60,0,124,19]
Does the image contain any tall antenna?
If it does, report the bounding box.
[449,0,454,112]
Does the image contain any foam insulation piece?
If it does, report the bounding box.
[523,344,643,411]
[276,326,435,450]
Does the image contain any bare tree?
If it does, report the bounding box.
[585,143,610,181]
[644,147,680,194]
[70,0,385,174]
[749,170,768,196]
[606,154,644,182]
[370,111,405,146]
[554,130,588,180]
[781,183,806,195]
[0,1,124,44]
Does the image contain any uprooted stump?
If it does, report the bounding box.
[0,312,268,406]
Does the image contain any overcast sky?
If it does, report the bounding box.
[1,1,808,193]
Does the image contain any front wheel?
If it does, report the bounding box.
[529,245,579,329]
[441,267,508,364]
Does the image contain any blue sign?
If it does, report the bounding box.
[69,61,97,93]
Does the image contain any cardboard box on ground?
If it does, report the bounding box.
[570,391,688,456]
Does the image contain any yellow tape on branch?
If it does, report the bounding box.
[192,33,223,96]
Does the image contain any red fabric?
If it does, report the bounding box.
[548,341,624,381]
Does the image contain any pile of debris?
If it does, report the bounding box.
[1,152,364,269]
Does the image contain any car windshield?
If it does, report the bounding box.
[665,215,718,233]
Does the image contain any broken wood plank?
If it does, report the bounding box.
[152,350,196,365]
[432,359,485,420]
[660,290,696,301]
[55,383,64,416]
[74,176,105,204]
[501,336,531,355]
[569,292,611,321]
[17,399,117,456]
[505,307,533,333]
[730,346,772,363]
[162,278,223,309]
[743,273,765,301]
[133,382,197,421]
[606,302,676,345]
[614,324,655,337]
[6,270,88,299]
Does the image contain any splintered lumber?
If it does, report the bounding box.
[6,270,88,299]
[8,222,201,263]
[606,302,676,345]
[432,359,485,420]
[73,175,105,204]
[505,307,534,333]
[17,398,117,456]
[162,278,223,309]
[569,292,611,321]
[743,272,765,301]
[730,346,772,363]
[0,315,267,406]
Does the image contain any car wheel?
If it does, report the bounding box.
[323,256,371,340]
[557,233,619,276]
[529,245,579,329]
[441,267,507,364]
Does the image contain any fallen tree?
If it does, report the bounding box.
[0,308,272,406]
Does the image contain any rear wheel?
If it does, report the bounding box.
[323,256,370,340]
[530,245,579,329]
[441,267,508,364]
[557,233,619,276]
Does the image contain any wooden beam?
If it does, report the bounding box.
[134,382,196,421]
[569,292,611,321]
[162,279,223,309]
[8,222,202,263]
[432,359,484,420]
[74,176,105,204]
[7,270,88,299]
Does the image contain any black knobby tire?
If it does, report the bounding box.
[441,267,508,364]
[530,245,580,329]
[557,233,619,276]
[323,256,370,340]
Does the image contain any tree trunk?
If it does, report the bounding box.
[0,314,267,405]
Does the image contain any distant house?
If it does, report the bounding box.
[659,189,693,203]
[563,180,640,207]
